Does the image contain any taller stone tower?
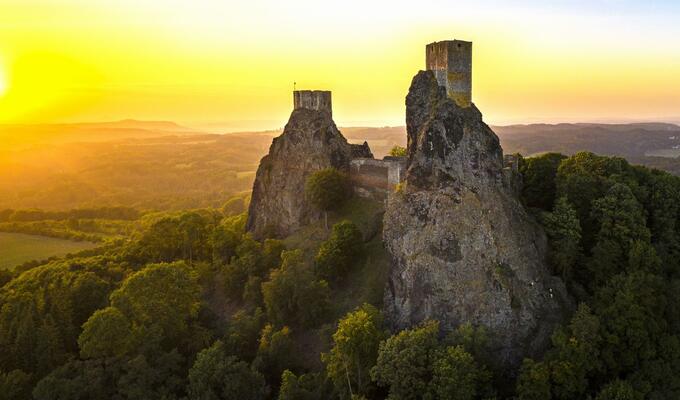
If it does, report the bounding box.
[382,41,571,369]
[426,40,472,108]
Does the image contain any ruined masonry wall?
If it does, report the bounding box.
[350,157,407,200]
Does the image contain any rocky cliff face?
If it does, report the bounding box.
[246,108,371,239]
[383,71,570,367]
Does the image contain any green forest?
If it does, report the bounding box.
[2,151,680,399]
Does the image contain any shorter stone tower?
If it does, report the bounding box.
[426,40,472,107]
[293,90,332,116]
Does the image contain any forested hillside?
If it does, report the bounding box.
[4,122,680,211]
[1,151,680,399]
[0,134,272,210]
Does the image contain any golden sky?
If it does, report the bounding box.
[0,0,679,130]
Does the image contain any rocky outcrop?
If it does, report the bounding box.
[383,71,570,368]
[350,141,373,158]
[246,108,371,239]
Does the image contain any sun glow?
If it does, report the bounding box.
[0,66,7,97]
[0,0,679,127]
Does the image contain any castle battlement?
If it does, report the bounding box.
[293,90,332,116]
[426,40,472,108]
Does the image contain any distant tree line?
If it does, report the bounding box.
[0,207,141,222]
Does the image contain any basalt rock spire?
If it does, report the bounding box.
[383,69,571,368]
[246,91,371,239]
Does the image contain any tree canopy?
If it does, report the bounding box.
[3,150,680,399]
[305,168,351,228]
[388,146,407,157]
[316,220,364,281]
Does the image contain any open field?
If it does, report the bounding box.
[0,232,98,270]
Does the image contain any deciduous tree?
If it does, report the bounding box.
[78,307,132,359]
[371,320,439,400]
[323,304,385,398]
[315,220,363,281]
[188,340,268,400]
[262,250,330,328]
[305,168,350,229]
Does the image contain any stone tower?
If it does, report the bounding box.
[426,40,472,107]
[293,90,332,116]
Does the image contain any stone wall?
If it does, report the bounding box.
[350,156,406,200]
[503,153,522,195]
[426,40,472,108]
[293,90,332,116]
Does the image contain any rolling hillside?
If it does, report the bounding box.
[4,121,680,211]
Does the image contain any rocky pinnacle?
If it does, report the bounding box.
[383,70,571,368]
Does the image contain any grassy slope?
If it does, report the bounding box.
[283,196,390,311]
[0,232,98,270]
[283,196,392,370]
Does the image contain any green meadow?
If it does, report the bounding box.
[0,232,98,270]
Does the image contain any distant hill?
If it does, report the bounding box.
[340,123,680,175]
[4,120,680,211]
[341,126,407,158]
[490,122,680,175]
[337,123,680,160]
[493,122,680,158]
[0,119,201,149]
[96,119,193,131]
[0,133,273,211]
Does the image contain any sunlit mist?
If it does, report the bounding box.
[0,64,7,97]
[1,0,680,129]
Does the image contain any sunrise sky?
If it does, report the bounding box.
[1,0,679,130]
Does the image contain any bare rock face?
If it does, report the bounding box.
[383,71,570,367]
[246,108,371,239]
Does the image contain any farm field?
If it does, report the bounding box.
[0,232,98,270]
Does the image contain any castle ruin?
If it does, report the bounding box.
[350,156,406,201]
[250,40,482,234]
[292,90,406,202]
[293,90,333,116]
[426,40,472,108]
[280,41,480,201]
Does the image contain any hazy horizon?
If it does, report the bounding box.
[162,116,680,133]
[3,117,680,135]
